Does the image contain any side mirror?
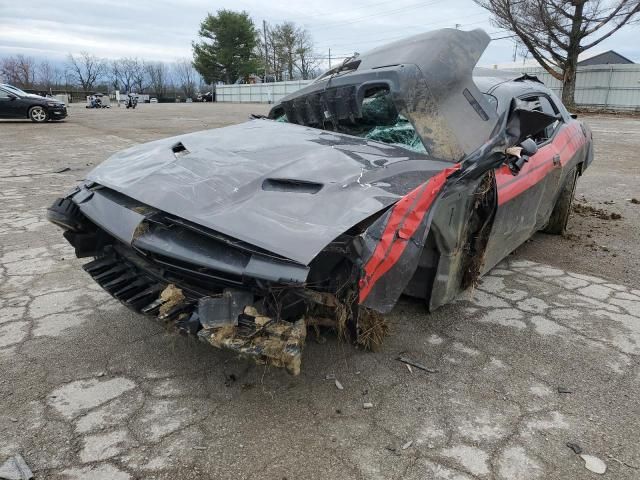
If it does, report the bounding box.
[506,138,538,176]
[520,138,537,157]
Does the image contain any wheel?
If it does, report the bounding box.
[29,106,49,123]
[544,166,578,235]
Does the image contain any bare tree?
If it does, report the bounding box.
[266,27,284,80]
[1,57,19,84]
[174,58,198,98]
[295,29,320,80]
[1,55,37,87]
[260,21,318,81]
[110,58,140,93]
[144,61,168,97]
[131,59,146,93]
[109,61,121,91]
[67,52,107,91]
[475,0,640,107]
[38,61,62,90]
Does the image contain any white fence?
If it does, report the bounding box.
[216,80,312,104]
[501,64,640,111]
[215,65,640,111]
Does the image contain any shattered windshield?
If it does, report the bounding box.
[348,92,427,154]
[277,89,427,154]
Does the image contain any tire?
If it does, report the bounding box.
[29,106,49,123]
[544,166,578,235]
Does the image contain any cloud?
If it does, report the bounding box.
[1,0,638,67]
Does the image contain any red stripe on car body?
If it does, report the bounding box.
[496,124,584,205]
[359,166,459,303]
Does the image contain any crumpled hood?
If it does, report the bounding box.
[87,120,451,264]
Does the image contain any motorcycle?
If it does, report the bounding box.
[125,95,138,109]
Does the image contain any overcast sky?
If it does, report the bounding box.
[1,0,639,68]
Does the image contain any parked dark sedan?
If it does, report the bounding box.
[48,28,592,374]
[0,84,67,122]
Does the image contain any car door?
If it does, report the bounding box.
[481,93,563,273]
[531,95,566,226]
[0,87,18,118]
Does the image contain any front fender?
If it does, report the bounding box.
[357,166,460,312]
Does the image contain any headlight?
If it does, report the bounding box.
[46,101,62,107]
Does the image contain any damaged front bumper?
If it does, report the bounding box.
[82,247,307,375]
[47,185,364,375]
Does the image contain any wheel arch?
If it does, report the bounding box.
[423,171,498,311]
[28,104,49,121]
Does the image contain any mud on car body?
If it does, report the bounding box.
[48,28,593,374]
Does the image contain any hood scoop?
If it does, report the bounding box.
[262,178,323,194]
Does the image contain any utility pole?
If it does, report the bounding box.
[263,20,269,83]
[328,48,331,69]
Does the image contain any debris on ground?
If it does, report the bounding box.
[580,454,607,474]
[52,167,71,174]
[397,356,438,373]
[335,379,344,391]
[202,317,307,376]
[401,441,413,450]
[385,445,401,456]
[363,402,373,409]
[630,198,640,204]
[566,442,583,454]
[606,453,640,470]
[356,308,389,350]
[562,233,581,241]
[557,386,573,394]
[0,454,33,480]
[325,373,336,380]
[572,202,622,220]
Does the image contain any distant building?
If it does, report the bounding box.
[578,50,634,66]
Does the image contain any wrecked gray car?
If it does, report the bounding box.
[48,28,593,374]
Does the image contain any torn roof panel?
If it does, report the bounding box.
[272,28,499,162]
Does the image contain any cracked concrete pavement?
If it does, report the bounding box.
[1,105,639,479]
